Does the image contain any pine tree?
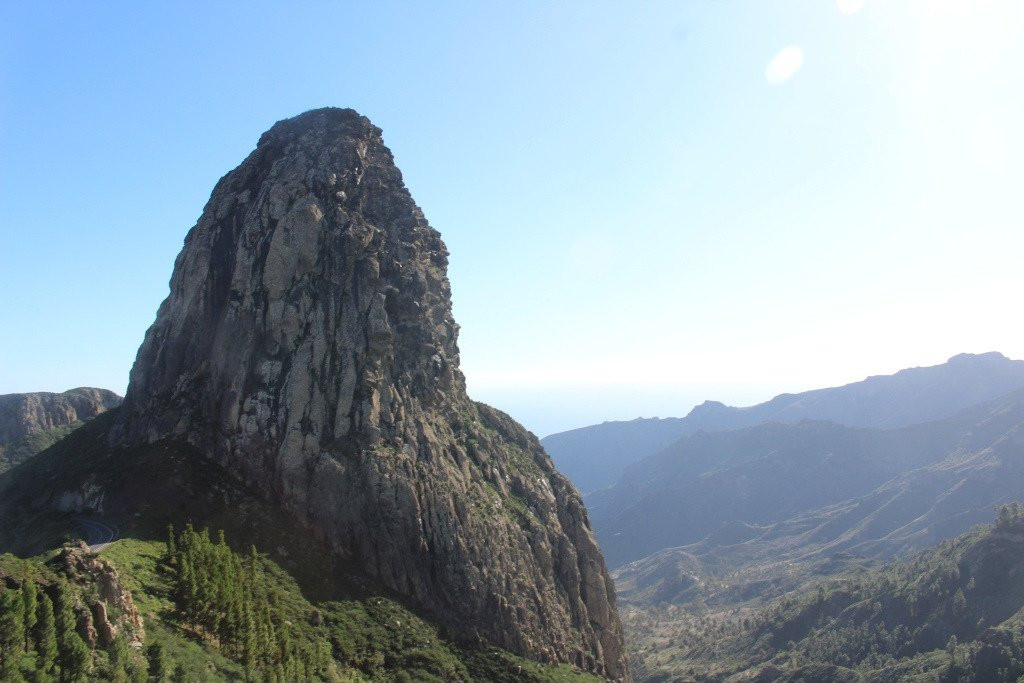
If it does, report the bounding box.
[953,588,967,616]
[162,526,334,679]
[0,584,27,679]
[243,605,258,681]
[35,593,58,678]
[166,524,177,560]
[170,662,189,683]
[947,634,959,676]
[21,580,37,654]
[54,584,90,682]
[147,642,170,682]
[109,633,132,682]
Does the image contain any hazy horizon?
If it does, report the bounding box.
[3,1,1022,437]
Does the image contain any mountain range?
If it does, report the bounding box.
[590,386,1024,570]
[0,388,121,473]
[583,354,1024,678]
[1,108,1021,682]
[543,352,1024,494]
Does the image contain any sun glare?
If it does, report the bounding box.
[836,0,866,15]
[765,45,804,85]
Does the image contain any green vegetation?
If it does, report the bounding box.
[457,402,544,529]
[166,524,333,680]
[1,526,600,682]
[0,578,98,681]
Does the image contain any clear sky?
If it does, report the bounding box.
[2,1,1022,437]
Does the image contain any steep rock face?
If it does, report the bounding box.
[0,388,122,446]
[112,108,625,678]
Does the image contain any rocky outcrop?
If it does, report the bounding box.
[112,108,626,678]
[0,388,122,446]
[1,542,145,650]
[58,542,145,646]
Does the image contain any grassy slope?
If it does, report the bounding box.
[103,538,599,681]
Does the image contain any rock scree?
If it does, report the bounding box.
[111,107,627,679]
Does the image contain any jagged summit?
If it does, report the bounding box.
[110,108,626,678]
[115,105,462,452]
[258,106,373,142]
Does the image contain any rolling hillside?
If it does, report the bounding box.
[629,507,1024,681]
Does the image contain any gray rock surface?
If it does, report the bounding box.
[58,542,145,646]
[112,108,626,678]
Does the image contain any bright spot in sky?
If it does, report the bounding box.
[765,46,804,84]
[836,0,866,15]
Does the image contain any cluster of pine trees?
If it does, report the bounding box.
[0,578,90,681]
[996,502,1024,528]
[165,524,332,681]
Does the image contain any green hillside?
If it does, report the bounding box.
[1,531,599,682]
[631,506,1024,681]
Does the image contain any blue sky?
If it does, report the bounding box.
[2,1,1022,436]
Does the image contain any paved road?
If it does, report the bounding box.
[74,518,119,552]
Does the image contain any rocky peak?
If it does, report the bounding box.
[113,108,626,678]
[0,388,122,446]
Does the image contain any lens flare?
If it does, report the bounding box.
[765,46,805,84]
[836,0,866,15]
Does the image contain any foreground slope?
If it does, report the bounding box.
[4,108,624,677]
[0,525,602,681]
[543,352,1024,493]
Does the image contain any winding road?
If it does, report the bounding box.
[74,517,119,552]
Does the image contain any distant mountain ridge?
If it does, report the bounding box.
[0,388,122,445]
[543,352,1024,493]
[0,387,122,472]
[590,386,1024,571]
